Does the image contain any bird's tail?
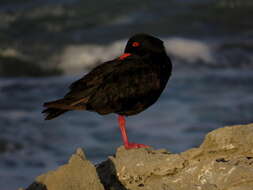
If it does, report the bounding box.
[42,108,68,120]
[42,97,88,120]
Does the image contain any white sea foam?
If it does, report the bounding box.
[56,37,253,74]
[58,37,215,74]
[164,37,214,63]
[59,40,126,74]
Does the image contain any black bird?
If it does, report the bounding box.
[43,33,172,149]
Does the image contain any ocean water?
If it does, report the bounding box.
[0,0,253,189]
[1,68,253,189]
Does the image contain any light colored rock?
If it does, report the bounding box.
[200,124,253,154]
[25,123,253,190]
[110,123,253,190]
[110,147,185,190]
[27,148,104,190]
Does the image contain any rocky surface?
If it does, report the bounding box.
[25,148,104,190]
[23,123,253,190]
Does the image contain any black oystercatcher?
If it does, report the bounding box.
[42,33,172,149]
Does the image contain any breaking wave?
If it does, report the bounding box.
[0,37,252,76]
[56,37,253,74]
[58,40,125,74]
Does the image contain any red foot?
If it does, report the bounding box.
[118,115,149,150]
[124,142,150,149]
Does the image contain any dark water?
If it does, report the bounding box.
[1,0,253,76]
[0,0,253,189]
[1,68,253,189]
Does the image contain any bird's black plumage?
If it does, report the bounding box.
[43,33,172,120]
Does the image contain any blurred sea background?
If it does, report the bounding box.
[0,0,253,189]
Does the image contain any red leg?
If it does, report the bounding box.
[118,115,149,149]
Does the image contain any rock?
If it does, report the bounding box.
[24,123,253,190]
[110,147,185,190]
[26,148,104,190]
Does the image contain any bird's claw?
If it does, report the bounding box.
[124,142,150,149]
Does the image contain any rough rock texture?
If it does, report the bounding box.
[26,148,104,190]
[110,124,253,190]
[24,123,253,190]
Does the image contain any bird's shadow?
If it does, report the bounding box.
[96,158,127,190]
[26,182,47,190]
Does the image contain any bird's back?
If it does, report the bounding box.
[85,54,172,116]
[42,33,172,119]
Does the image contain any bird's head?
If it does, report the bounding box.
[124,33,166,56]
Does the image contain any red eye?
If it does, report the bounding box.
[132,42,140,47]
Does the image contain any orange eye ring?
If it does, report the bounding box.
[132,42,140,47]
